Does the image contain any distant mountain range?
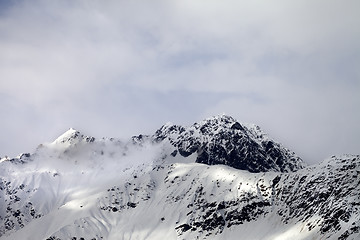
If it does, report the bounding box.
[0,115,359,240]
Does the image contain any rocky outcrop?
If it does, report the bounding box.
[153,115,305,172]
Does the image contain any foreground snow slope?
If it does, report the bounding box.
[0,115,359,240]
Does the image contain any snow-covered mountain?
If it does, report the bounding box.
[0,115,359,240]
[151,115,304,172]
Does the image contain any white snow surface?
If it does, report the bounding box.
[0,121,359,240]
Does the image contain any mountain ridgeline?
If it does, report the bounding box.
[149,115,305,172]
[0,115,359,240]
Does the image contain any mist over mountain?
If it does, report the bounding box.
[0,115,359,240]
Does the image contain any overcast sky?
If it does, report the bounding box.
[0,0,359,164]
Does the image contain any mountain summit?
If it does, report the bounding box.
[0,115,358,240]
[52,128,95,146]
[151,115,305,172]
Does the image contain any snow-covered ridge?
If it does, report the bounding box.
[1,115,305,173]
[1,154,359,240]
[0,115,359,240]
[52,128,95,146]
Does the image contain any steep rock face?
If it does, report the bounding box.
[153,115,305,172]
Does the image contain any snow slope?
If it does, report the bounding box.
[0,115,359,240]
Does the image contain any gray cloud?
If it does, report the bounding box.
[1,0,359,164]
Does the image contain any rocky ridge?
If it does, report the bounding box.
[0,115,358,240]
[151,115,305,172]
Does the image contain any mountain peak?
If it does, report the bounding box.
[199,114,238,126]
[153,115,306,173]
[1,116,358,240]
[195,114,246,133]
[53,128,81,144]
[52,128,95,146]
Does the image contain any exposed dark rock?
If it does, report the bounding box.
[152,115,305,173]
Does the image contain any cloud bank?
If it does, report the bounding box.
[1,0,359,163]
